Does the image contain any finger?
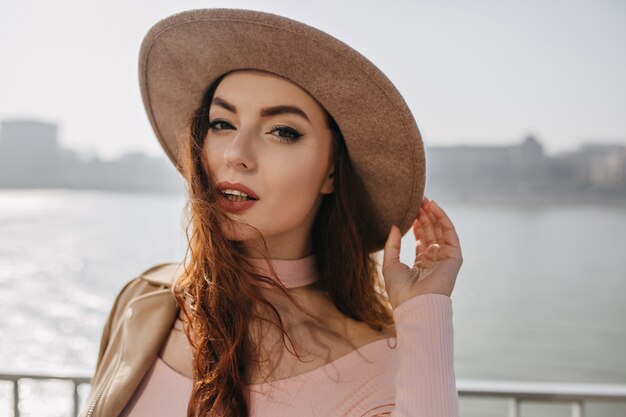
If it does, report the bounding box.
[424,205,444,244]
[423,243,441,260]
[417,242,440,262]
[415,251,436,269]
[412,217,419,241]
[423,202,437,224]
[415,237,428,264]
[413,218,428,256]
[419,207,437,245]
[412,198,429,241]
[383,224,402,269]
[429,200,461,249]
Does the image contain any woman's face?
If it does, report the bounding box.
[203,70,334,259]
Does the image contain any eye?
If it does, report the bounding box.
[208,119,235,131]
[268,125,303,143]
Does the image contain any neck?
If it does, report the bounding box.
[244,253,319,289]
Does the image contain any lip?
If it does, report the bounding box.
[216,181,259,213]
[216,181,260,200]
[217,194,258,213]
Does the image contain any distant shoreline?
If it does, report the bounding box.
[1,186,625,207]
[430,191,626,207]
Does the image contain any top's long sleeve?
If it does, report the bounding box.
[387,293,460,417]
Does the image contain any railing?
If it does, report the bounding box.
[1,373,626,417]
[457,380,626,417]
[0,372,91,417]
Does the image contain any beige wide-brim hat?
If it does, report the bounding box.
[139,8,425,252]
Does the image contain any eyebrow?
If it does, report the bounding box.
[211,96,311,123]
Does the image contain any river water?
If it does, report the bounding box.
[0,189,624,416]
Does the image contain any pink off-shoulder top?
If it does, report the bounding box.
[120,255,460,417]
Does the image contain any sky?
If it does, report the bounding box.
[1,0,624,160]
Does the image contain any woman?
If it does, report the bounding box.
[81,8,463,417]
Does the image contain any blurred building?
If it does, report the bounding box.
[0,120,60,187]
[426,134,550,199]
[425,134,626,202]
[0,118,184,193]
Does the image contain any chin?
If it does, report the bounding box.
[221,220,262,243]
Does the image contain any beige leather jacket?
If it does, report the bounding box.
[80,262,183,417]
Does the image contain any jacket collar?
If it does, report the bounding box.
[139,262,185,288]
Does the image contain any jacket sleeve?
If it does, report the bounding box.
[373,293,460,417]
[92,277,143,376]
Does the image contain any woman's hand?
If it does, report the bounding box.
[382,198,463,309]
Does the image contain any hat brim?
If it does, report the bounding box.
[139,8,425,252]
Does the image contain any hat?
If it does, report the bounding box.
[138,8,425,252]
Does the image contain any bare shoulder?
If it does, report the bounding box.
[344,315,396,348]
[293,288,397,349]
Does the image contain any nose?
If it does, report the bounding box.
[223,128,256,171]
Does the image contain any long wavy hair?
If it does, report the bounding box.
[172,71,394,417]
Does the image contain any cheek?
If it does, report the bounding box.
[260,150,328,217]
[203,141,223,176]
